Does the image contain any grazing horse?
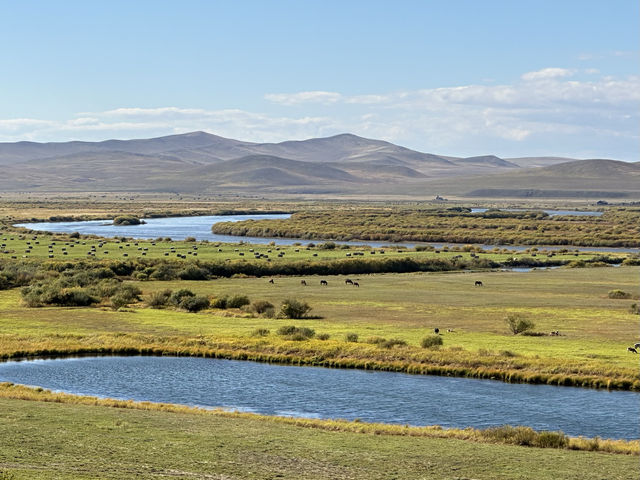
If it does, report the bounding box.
[268,279,274,284]
[628,347,638,354]
[635,343,640,349]
[475,280,483,287]
[300,280,307,286]
[353,282,359,287]
[345,279,353,285]
[320,280,328,286]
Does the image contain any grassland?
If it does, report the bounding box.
[1,264,638,389]
[211,206,640,247]
[1,197,639,479]
[0,390,638,479]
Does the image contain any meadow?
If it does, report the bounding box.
[1,197,639,479]
[1,262,638,389]
[2,393,639,480]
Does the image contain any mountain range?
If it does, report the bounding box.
[1,131,638,198]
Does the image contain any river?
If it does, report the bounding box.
[0,356,637,440]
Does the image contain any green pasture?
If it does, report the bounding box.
[1,266,638,375]
[1,397,637,480]
[0,229,628,265]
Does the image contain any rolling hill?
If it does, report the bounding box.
[0,131,637,199]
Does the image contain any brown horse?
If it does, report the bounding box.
[320,280,328,286]
[300,280,307,286]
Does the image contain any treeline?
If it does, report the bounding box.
[211,208,640,247]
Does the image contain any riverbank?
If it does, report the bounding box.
[2,397,637,480]
[0,382,637,456]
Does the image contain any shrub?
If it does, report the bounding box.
[483,425,537,446]
[179,295,210,312]
[379,338,407,349]
[277,325,315,340]
[178,265,209,280]
[110,293,132,310]
[169,288,195,306]
[505,314,535,335]
[69,231,80,239]
[535,431,569,449]
[345,332,359,342]
[251,328,270,337]
[86,278,121,298]
[318,241,336,250]
[365,336,387,345]
[608,289,631,299]
[421,335,443,348]
[250,300,274,314]
[317,333,330,340]
[212,296,228,309]
[146,289,172,308]
[227,295,250,309]
[149,264,179,281]
[280,298,312,319]
[113,283,142,302]
[184,236,197,242]
[113,215,143,226]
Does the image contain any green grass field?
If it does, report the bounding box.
[0,396,638,480]
[1,198,639,479]
[1,266,638,388]
[3,228,619,264]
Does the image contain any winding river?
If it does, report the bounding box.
[15,214,638,253]
[0,356,638,440]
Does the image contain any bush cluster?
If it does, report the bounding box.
[505,314,535,335]
[421,335,443,348]
[277,325,315,341]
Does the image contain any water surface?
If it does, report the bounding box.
[0,356,637,440]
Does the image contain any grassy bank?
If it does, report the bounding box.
[0,382,637,454]
[0,389,638,480]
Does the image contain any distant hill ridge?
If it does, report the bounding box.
[0,131,637,198]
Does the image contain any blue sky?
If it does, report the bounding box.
[1,0,638,159]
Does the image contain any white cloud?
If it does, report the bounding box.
[1,68,638,159]
[264,91,342,106]
[521,68,575,81]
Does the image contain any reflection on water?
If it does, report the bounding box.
[0,356,637,440]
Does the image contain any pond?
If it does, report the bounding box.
[15,215,638,253]
[0,356,637,440]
